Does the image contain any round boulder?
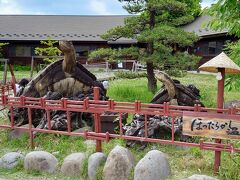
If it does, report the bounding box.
[224,100,240,109]
[134,150,170,180]
[88,152,107,180]
[24,151,58,173]
[61,153,86,177]
[103,145,135,180]
[187,174,219,180]
[8,124,34,140]
[0,152,24,169]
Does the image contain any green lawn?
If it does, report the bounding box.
[0,71,38,82]
[0,132,219,180]
[107,73,240,107]
[0,72,240,179]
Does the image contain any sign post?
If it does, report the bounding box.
[183,112,240,140]
[198,52,240,173]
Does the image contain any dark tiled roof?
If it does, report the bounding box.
[182,16,228,37]
[0,15,133,42]
[0,15,228,42]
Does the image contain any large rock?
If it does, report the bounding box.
[0,152,24,169]
[84,140,96,147]
[224,100,240,108]
[61,153,86,177]
[134,150,170,180]
[8,124,33,140]
[103,145,135,180]
[225,100,240,114]
[24,151,58,173]
[187,174,219,180]
[70,127,93,140]
[88,152,107,180]
[73,126,92,133]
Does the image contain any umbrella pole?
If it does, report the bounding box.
[214,68,225,173]
[217,68,225,109]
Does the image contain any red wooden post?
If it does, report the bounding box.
[144,114,148,138]
[119,113,123,136]
[46,110,51,130]
[93,87,102,152]
[10,106,14,129]
[217,68,225,109]
[171,114,175,142]
[214,68,225,173]
[27,107,34,149]
[67,111,71,133]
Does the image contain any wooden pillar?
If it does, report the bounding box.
[214,68,225,174]
[94,87,102,152]
[3,59,8,85]
[30,56,34,78]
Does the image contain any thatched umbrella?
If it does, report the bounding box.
[199,52,240,108]
[199,52,240,173]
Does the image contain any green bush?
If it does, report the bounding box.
[219,151,240,180]
[0,64,31,71]
[14,65,32,71]
[0,43,9,58]
[165,69,187,77]
[35,38,61,63]
[114,71,147,79]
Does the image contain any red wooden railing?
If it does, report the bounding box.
[0,84,240,174]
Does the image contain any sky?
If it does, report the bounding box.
[0,0,215,15]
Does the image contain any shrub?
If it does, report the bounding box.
[14,65,32,71]
[114,71,147,79]
[0,65,31,71]
[34,38,61,63]
[0,43,9,58]
[165,69,187,77]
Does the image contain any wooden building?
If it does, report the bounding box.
[183,16,234,66]
[0,15,137,67]
[0,15,233,67]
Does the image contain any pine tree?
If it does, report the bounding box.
[35,38,61,63]
[0,43,9,58]
[90,0,201,92]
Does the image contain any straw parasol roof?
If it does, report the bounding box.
[199,52,240,74]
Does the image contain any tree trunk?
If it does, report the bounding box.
[146,62,157,92]
[146,9,157,93]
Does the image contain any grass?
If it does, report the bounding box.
[0,71,38,82]
[0,133,220,180]
[177,73,240,107]
[107,78,155,103]
[0,72,240,179]
[0,127,238,180]
[107,73,240,107]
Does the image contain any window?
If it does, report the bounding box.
[208,41,217,55]
[8,46,15,56]
[208,41,224,55]
[75,46,89,57]
[75,45,97,57]
[15,46,31,57]
[201,42,208,55]
[216,41,224,54]
[200,41,224,56]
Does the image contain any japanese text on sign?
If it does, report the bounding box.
[183,112,240,140]
[191,118,239,136]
